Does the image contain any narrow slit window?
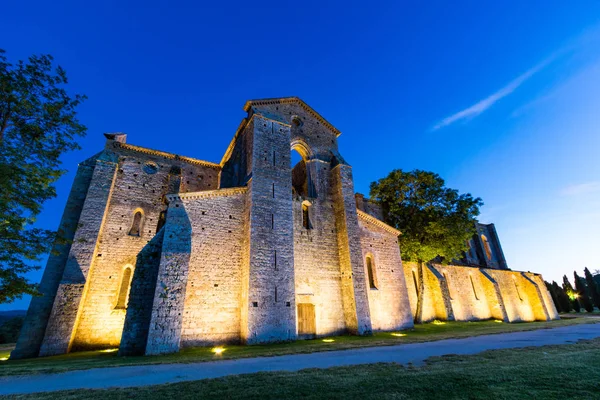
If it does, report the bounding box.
[271,214,274,229]
[366,256,377,289]
[412,270,419,296]
[514,281,523,301]
[129,211,143,236]
[272,150,276,166]
[481,234,493,260]
[275,286,278,302]
[156,210,166,232]
[443,272,453,300]
[274,250,277,270]
[115,267,133,309]
[272,183,275,198]
[470,275,479,300]
[302,202,311,229]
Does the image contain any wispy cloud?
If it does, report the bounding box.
[560,181,600,196]
[432,55,558,131]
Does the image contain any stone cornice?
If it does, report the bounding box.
[166,187,248,202]
[357,209,401,236]
[243,97,341,137]
[115,142,221,169]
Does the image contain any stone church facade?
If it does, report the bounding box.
[12,97,558,359]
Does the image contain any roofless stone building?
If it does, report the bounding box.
[11,97,558,359]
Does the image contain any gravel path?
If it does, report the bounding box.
[1,323,599,395]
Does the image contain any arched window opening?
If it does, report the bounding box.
[366,255,377,289]
[129,210,143,236]
[115,266,133,309]
[470,275,479,300]
[302,201,312,229]
[412,270,419,296]
[291,148,308,197]
[481,234,492,260]
[443,272,453,300]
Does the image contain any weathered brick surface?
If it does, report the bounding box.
[15,97,557,359]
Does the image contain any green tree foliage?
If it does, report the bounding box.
[552,281,571,313]
[0,49,86,303]
[584,267,600,310]
[563,275,580,312]
[574,271,594,313]
[545,281,561,313]
[370,169,483,323]
[0,316,24,344]
[369,169,483,264]
[593,269,600,287]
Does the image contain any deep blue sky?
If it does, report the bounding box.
[3,1,600,310]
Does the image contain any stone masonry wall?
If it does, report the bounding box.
[244,116,297,343]
[292,168,346,337]
[38,152,119,356]
[358,214,413,331]
[403,262,557,323]
[70,141,220,350]
[144,195,193,355]
[179,189,247,346]
[332,165,373,335]
[11,155,98,359]
[118,229,165,356]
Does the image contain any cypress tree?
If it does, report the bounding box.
[575,271,594,312]
[584,267,600,310]
[553,281,571,313]
[563,275,580,312]
[545,281,561,313]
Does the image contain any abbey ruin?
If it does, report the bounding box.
[11,97,558,359]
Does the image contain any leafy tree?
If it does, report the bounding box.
[370,169,482,321]
[0,316,24,344]
[545,281,561,313]
[574,271,594,312]
[552,281,571,313]
[0,49,86,303]
[584,267,600,310]
[563,275,580,312]
[593,269,600,288]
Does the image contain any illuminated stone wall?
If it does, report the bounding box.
[15,97,557,360]
[358,213,413,331]
[404,262,558,323]
[69,140,220,352]
[11,155,98,359]
[293,189,347,337]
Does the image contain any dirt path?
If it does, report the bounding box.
[1,323,599,395]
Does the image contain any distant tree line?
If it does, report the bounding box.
[545,268,600,313]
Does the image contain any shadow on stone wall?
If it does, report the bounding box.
[118,228,165,356]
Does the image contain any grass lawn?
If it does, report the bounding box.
[7,337,600,399]
[0,316,597,378]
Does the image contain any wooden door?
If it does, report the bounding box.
[297,303,316,337]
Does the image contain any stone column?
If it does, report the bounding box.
[11,158,97,359]
[332,164,372,335]
[144,198,192,355]
[38,155,118,357]
[242,115,297,344]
